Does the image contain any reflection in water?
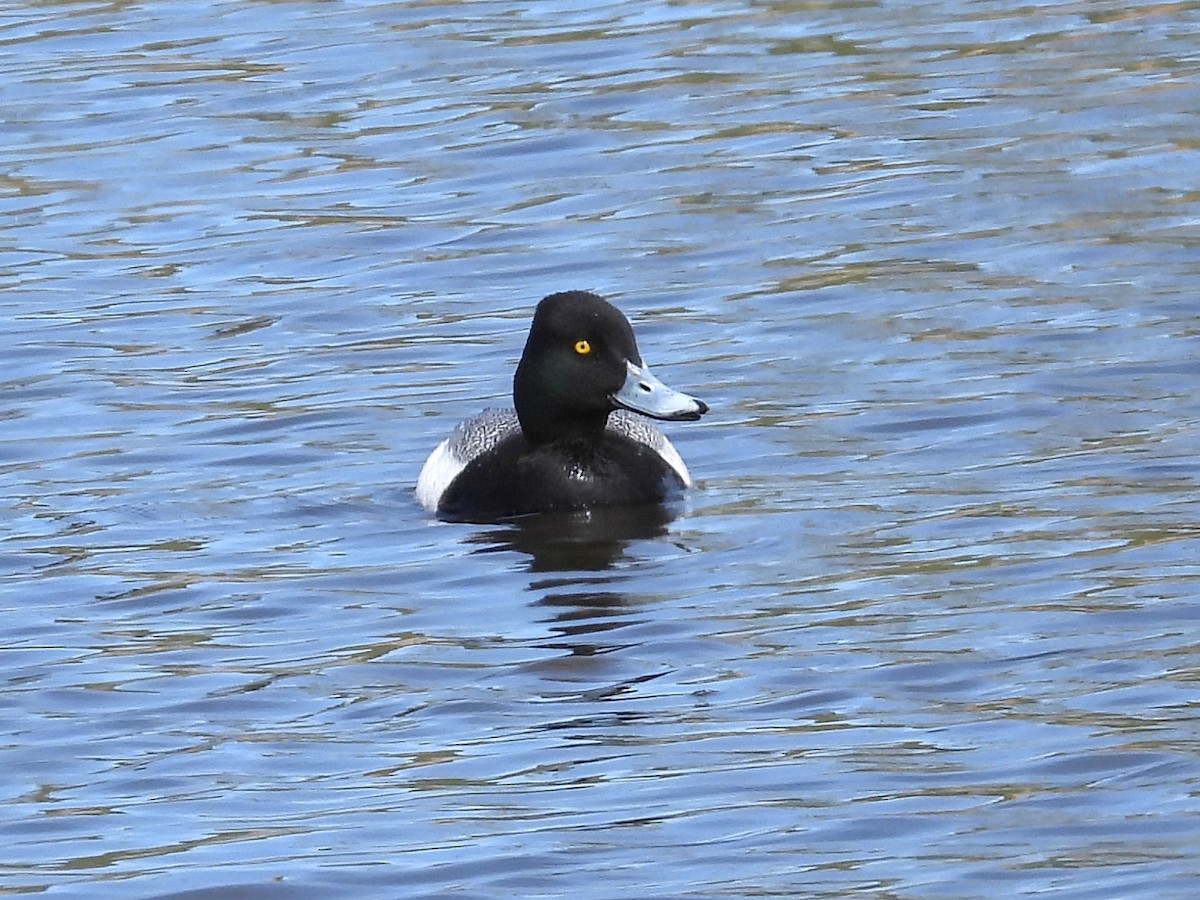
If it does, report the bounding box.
[465,505,679,656]
[535,590,643,661]
[464,503,676,573]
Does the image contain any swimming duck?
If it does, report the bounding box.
[416,291,708,521]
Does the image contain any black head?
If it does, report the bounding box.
[513,291,707,445]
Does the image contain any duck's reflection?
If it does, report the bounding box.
[532,589,633,655]
[463,503,681,659]
[463,502,676,573]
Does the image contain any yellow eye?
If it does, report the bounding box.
[574,339,592,355]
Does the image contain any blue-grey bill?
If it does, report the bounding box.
[610,360,708,421]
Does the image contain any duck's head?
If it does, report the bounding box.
[513,291,708,445]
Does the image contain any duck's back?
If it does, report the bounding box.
[416,409,692,521]
[415,408,519,513]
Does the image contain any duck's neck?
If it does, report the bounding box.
[514,366,610,446]
[517,404,610,447]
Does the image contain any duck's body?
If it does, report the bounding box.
[416,291,707,522]
[417,408,693,521]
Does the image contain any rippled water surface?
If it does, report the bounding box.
[4,0,1200,896]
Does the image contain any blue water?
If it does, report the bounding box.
[3,1,1199,896]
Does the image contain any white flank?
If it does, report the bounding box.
[415,438,464,512]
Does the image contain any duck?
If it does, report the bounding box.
[416,291,708,521]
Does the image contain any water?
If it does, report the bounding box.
[3,0,1199,896]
